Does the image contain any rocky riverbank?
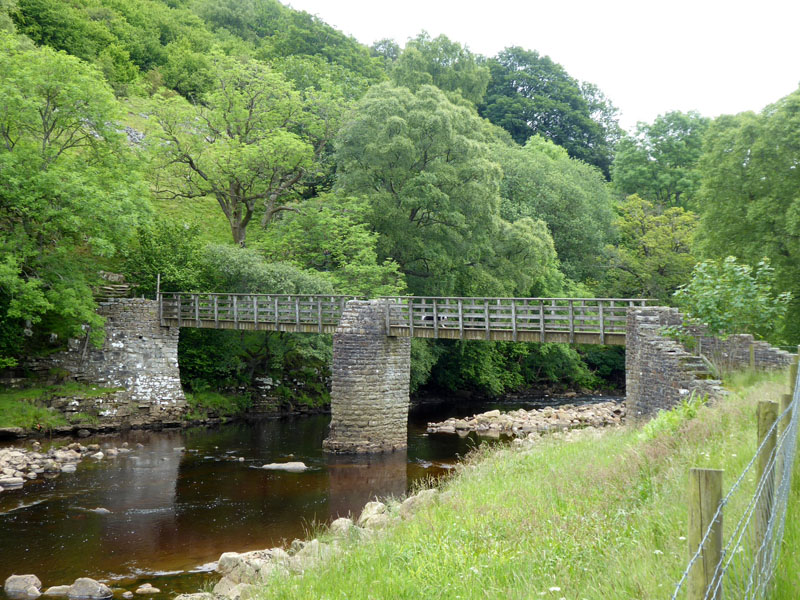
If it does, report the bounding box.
[4,574,161,599]
[426,400,625,437]
[174,489,440,600]
[0,441,137,493]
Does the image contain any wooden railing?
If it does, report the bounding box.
[159,293,359,334]
[381,297,646,345]
[158,293,648,345]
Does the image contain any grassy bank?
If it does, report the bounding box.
[0,383,121,429]
[257,370,794,599]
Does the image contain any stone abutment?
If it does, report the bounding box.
[25,298,186,426]
[626,306,794,421]
[323,300,411,453]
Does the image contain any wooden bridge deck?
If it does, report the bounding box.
[159,293,647,345]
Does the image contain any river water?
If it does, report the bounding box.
[0,397,605,598]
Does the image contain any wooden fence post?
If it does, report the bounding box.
[688,467,723,600]
[755,400,779,573]
[790,353,799,393]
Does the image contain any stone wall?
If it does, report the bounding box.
[323,300,411,453]
[26,299,186,426]
[626,307,794,421]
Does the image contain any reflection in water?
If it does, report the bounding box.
[327,451,407,519]
[0,396,606,599]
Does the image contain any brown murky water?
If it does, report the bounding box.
[0,397,608,598]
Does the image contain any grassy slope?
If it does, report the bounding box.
[257,370,795,599]
[0,383,122,429]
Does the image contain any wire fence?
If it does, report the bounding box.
[670,361,800,599]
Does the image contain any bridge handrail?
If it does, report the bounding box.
[156,292,649,344]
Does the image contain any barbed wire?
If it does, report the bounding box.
[670,365,799,599]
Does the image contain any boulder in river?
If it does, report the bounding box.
[134,584,159,595]
[60,464,77,474]
[5,575,42,596]
[0,477,25,488]
[67,578,112,599]
[42,586,71,597]
[260,462,307,473]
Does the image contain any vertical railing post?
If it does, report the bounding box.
[409,299,414,337]
[275,297,280,330]
[233,295,238,329]
[176,294,182,328]
[319,298,324,333]
[213,295,219,328]
[457,299,464,340]
[433,299,439,339]
[539,300,545,342]
[194,294,199,327]
[511,299,517,342]
[253,296,258,327]
[295,296,301,328]
[484,299,490,341]
[568,299,574,343]
[599,301,605,344]
[687,468,723,600]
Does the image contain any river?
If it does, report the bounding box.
[0,396,606,598]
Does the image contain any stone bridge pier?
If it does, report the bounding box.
[323,300,411,454]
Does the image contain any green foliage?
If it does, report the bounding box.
[195,0,384,83]
[0,382,122,429]
[0,33,149,365]
[335,83,558,297]
[148,51,342,246]
[638,391,708,441]
[196,244,334,295]
[673,256,791,340]
[480,46,619,176]
[184,389,251,419]
[493,136,615,282]
[601,195,698,301]
[123,218,204,295]
[431,341,599,397]
[390,32,489,106]
[260,196,405,297]
[695,88,800,342]
[612,111,709,209]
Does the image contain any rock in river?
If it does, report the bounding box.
[5,575,42,596]
[67,578,112,599]
[42,586,71,597]
[260,462,307,473]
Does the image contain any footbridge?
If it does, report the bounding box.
[158,293,646,453]
[158,293,646,345]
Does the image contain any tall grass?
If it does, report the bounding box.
[255,371,791,599]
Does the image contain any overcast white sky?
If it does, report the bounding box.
[286,0,800,131]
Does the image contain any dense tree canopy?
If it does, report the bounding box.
[493,136,614,282]
[601,195,698,302]
[390,32,489,106]
[335,83,558,297]
[0,34,148,365]
[149,52,342,246]
[695,89,800,341]
[612,111,709,209]
[480,47,619,176]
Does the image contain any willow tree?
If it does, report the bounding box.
[334,83,558,296]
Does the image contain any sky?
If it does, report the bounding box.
[285,0,800,131]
